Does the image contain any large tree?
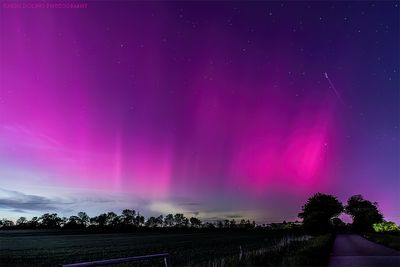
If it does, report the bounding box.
[299,193,344,234]
[345,195,383,232]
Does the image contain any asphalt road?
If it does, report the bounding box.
[328,234,400,267]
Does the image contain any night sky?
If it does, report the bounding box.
[0,1,399,223]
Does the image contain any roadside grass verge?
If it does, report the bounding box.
[281,234,334,267]
[364,232,400,251]
[203,234,334,267]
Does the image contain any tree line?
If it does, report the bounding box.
[1,193,398,233]
[299,193,399,234]
[0,210,257,230]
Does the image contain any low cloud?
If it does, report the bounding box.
[178,202,201,207]
[0,188,69,212]
[225,214,244,219]
[0,188,152,218]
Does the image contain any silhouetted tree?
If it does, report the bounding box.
[223,220,230,228]
[74,215,82,223]
[39,213,62,228]
[238,219,253,229]
[0,210,205,230]
[173,213,186,227]
[60,217,68,227]
[164,214,174,227]
[204,222,216,229]
[136,214,144,227]
[67,215,81,228]
[345,195,383,232]
[106,212,115,223]
[155,215,163,227]
[184,217,190,227]
[28,217,39,228]
[299,193,344,235]
[92,213,107,227]
[190,217,202,228]
[0,219,14,228]
[145,217,157,228]
[120,209,135,226]
[16,217,27,228]
[89,216,96,226]
[107,212,123,227]
[77,212,90,227]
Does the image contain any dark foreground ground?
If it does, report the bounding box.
[328,234,400,267]
[1,229,315,267]
[364,232,400,251]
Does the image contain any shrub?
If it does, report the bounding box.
[373,221,400,233]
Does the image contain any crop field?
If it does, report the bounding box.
[0,229,330,267]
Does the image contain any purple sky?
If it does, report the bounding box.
[0,1,399,223]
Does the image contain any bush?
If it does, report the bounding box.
[373,221,400,233]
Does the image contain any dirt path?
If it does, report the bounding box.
[328,234,400,267]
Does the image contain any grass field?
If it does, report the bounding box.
[364,232,400,251]
[0,229,330,267]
